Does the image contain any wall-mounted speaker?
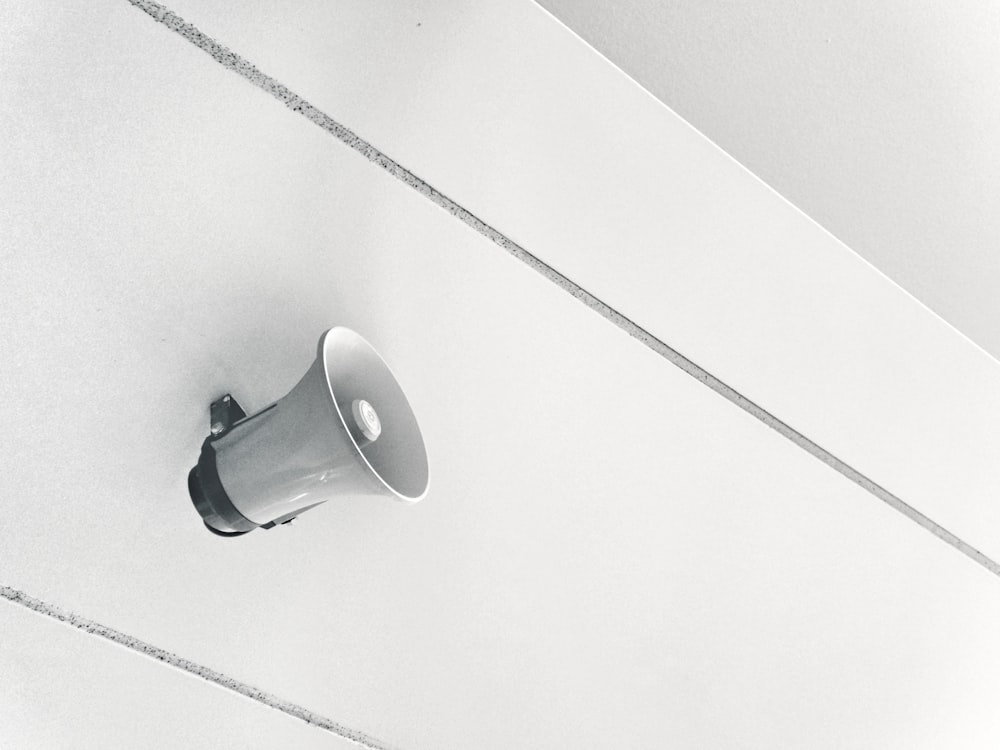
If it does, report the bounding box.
[188,327,429,536]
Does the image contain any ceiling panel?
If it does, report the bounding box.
[137,0,1000,564]
[0,603,347,749]
[2,2,1000,749]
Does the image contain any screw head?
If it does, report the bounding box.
[210,421,224,435]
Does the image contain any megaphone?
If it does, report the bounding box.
[188,327,429,536]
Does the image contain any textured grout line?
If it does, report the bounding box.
[0,585,397,750]
[121,0,1000,580]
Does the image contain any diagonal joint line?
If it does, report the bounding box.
[0,585,397,750]
[123,0,1000,581]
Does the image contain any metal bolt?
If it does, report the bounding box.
[223,395,230,402]
[210,421,224,435]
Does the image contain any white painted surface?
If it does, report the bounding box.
[148,0,1000,562]
[2,2,1000,749]
[0,603,347,749]
[538,0,1000,361]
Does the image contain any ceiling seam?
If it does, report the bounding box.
[0,585,397,750]
[123,0,1000,581]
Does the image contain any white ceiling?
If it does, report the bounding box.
[538,0,1000,360]
[4,2,1000,748]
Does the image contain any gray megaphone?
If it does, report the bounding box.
[188,327,429,536]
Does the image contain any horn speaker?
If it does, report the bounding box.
[188,327,429,536]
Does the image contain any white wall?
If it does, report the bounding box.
[537,0,1000,360]
[2,2,999,748]
[0,603,350,750]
